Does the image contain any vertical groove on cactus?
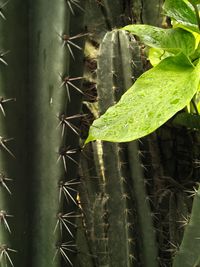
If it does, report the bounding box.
[78,140,106,266]
[140,0,164,26]
[127,141,159,267]
[28,0,72,265]
[117,28,158,267]
[96,30,138,267]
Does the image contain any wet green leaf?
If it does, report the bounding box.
[148,47,173,66]
[188,0,200,6]
[163,0,199,33]
[86,53,200,143]
[123,25,196,56]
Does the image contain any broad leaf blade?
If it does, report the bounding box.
[188,0,200,5]
[86,53,200,143]
[123,25,196,56]
[163,0,199,33]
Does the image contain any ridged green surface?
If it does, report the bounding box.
[97,30,136,267]
[172,185,200,267]
[1,1,197,267]
[28,1,70,266]
[0,0,85,266]
[141,0,164,26]
[116,29,158,267]
[128,142,159,267]
[0,1,29,266]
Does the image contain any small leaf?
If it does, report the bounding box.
[163,0,199,33]
[86,53,200,143]
[123,25,196,56]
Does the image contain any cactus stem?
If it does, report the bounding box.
[0,172,12,194]
[58,179,80,205]
[0,97,16,117]
[0,136,15,158]
[66,0,84,15]
[59,75,84,101]
[0,50,9,66]
[0,244,17,267]
[0,210,13,233]
[0,0,8,20]
[54,241,77,266]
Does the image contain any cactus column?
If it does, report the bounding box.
[0,1,29,266]
[28,0,86,266]
[0,0,86,266]
[28,1,71,266]
[95,30,143,267]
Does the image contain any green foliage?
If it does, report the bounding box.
[85,1,200,266]
[86,53,200,143]
[86,0,200,143]
[123,25,196,56]
[188,0,200,5]
[163,0,199,33]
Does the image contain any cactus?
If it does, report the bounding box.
[0,0,86,266]
[127,141,159,267]
[89,29,156,266]
[95,30,134,267]
[172,184,200,267]
[2,1,199,267]
[0,1,30,266]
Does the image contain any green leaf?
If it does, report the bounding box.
[148,48,173,66]
[122,25,196,56]
[86,53,200,143]
[188,0,200,5]
[163,0,199,33]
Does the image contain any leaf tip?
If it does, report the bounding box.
[84,133,96,146]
